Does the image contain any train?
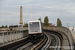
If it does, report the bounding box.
[28,20,43,43]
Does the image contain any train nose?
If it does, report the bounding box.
[34,34,36,36]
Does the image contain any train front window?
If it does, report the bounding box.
[29,22,39,32]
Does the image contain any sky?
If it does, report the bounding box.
[0,0,75,27]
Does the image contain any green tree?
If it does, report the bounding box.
[44,16,49,26]
[57,18,62,26]
[23,23,28,27]
[5,25,8,28]
[1,25,4,28]
[38,17,41,21]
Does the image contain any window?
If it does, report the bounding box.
[29,22,39,32]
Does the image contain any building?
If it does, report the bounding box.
[49,23,55,26]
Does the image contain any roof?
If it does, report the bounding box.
[29,20,41,22]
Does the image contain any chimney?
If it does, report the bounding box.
[19,6,23,27]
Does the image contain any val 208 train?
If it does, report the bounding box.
[28,20,43,43]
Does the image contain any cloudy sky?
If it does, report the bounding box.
[0,0,75,27]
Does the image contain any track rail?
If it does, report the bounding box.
[8,41,29,50]
[41,33,51,50]
[49,33,61,50]
[0,30,63,50]
[17,43,32,50]
[44,30,63,50]
[8,37,29,50]
[0,37,29,50]
[31,34,48,50]
[31,30,63,50]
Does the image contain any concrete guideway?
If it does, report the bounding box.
[41,32,61,50]
[0,26,74,50]
[49,33,61,50]
[11,26,75,50]
[71,30,75,42]
[43,26,74,50]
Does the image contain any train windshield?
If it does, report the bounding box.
[29,22,39,32]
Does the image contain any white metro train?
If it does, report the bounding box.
[28,20,43,43]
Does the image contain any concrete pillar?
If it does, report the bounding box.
[8,32,11,42]
[7,32,8,42]
[0,33,4,44]
[13,32,15,40]
[20,31,22,38]
[15,31,17,40]
[14,32,16,40]
[19,31,21,38]
[21,31,23,38]
[18,31,19,39]
[17,31,18,39]
[11,32,14,41]
[10,32,12,41]
[23,32,24,37]
[3,32,4,44]
[22,31,24,37]
[19,31,20,38]
[21,31,22,38]
[4,32,8,43]
[20,31,21,38]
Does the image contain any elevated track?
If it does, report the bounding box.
[0,26,74,50]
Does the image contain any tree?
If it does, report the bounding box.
[44,16,49,26]
[38,17,41,21]
[57,18,62,26]
[5,25,8,28]
[23,23,28,27]
[1,25,4,28]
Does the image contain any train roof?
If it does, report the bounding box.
[28,20,41,23]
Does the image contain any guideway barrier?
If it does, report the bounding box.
[0,27,28,47]
[43,26,74,50]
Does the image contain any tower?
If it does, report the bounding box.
[19,6,23,27]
